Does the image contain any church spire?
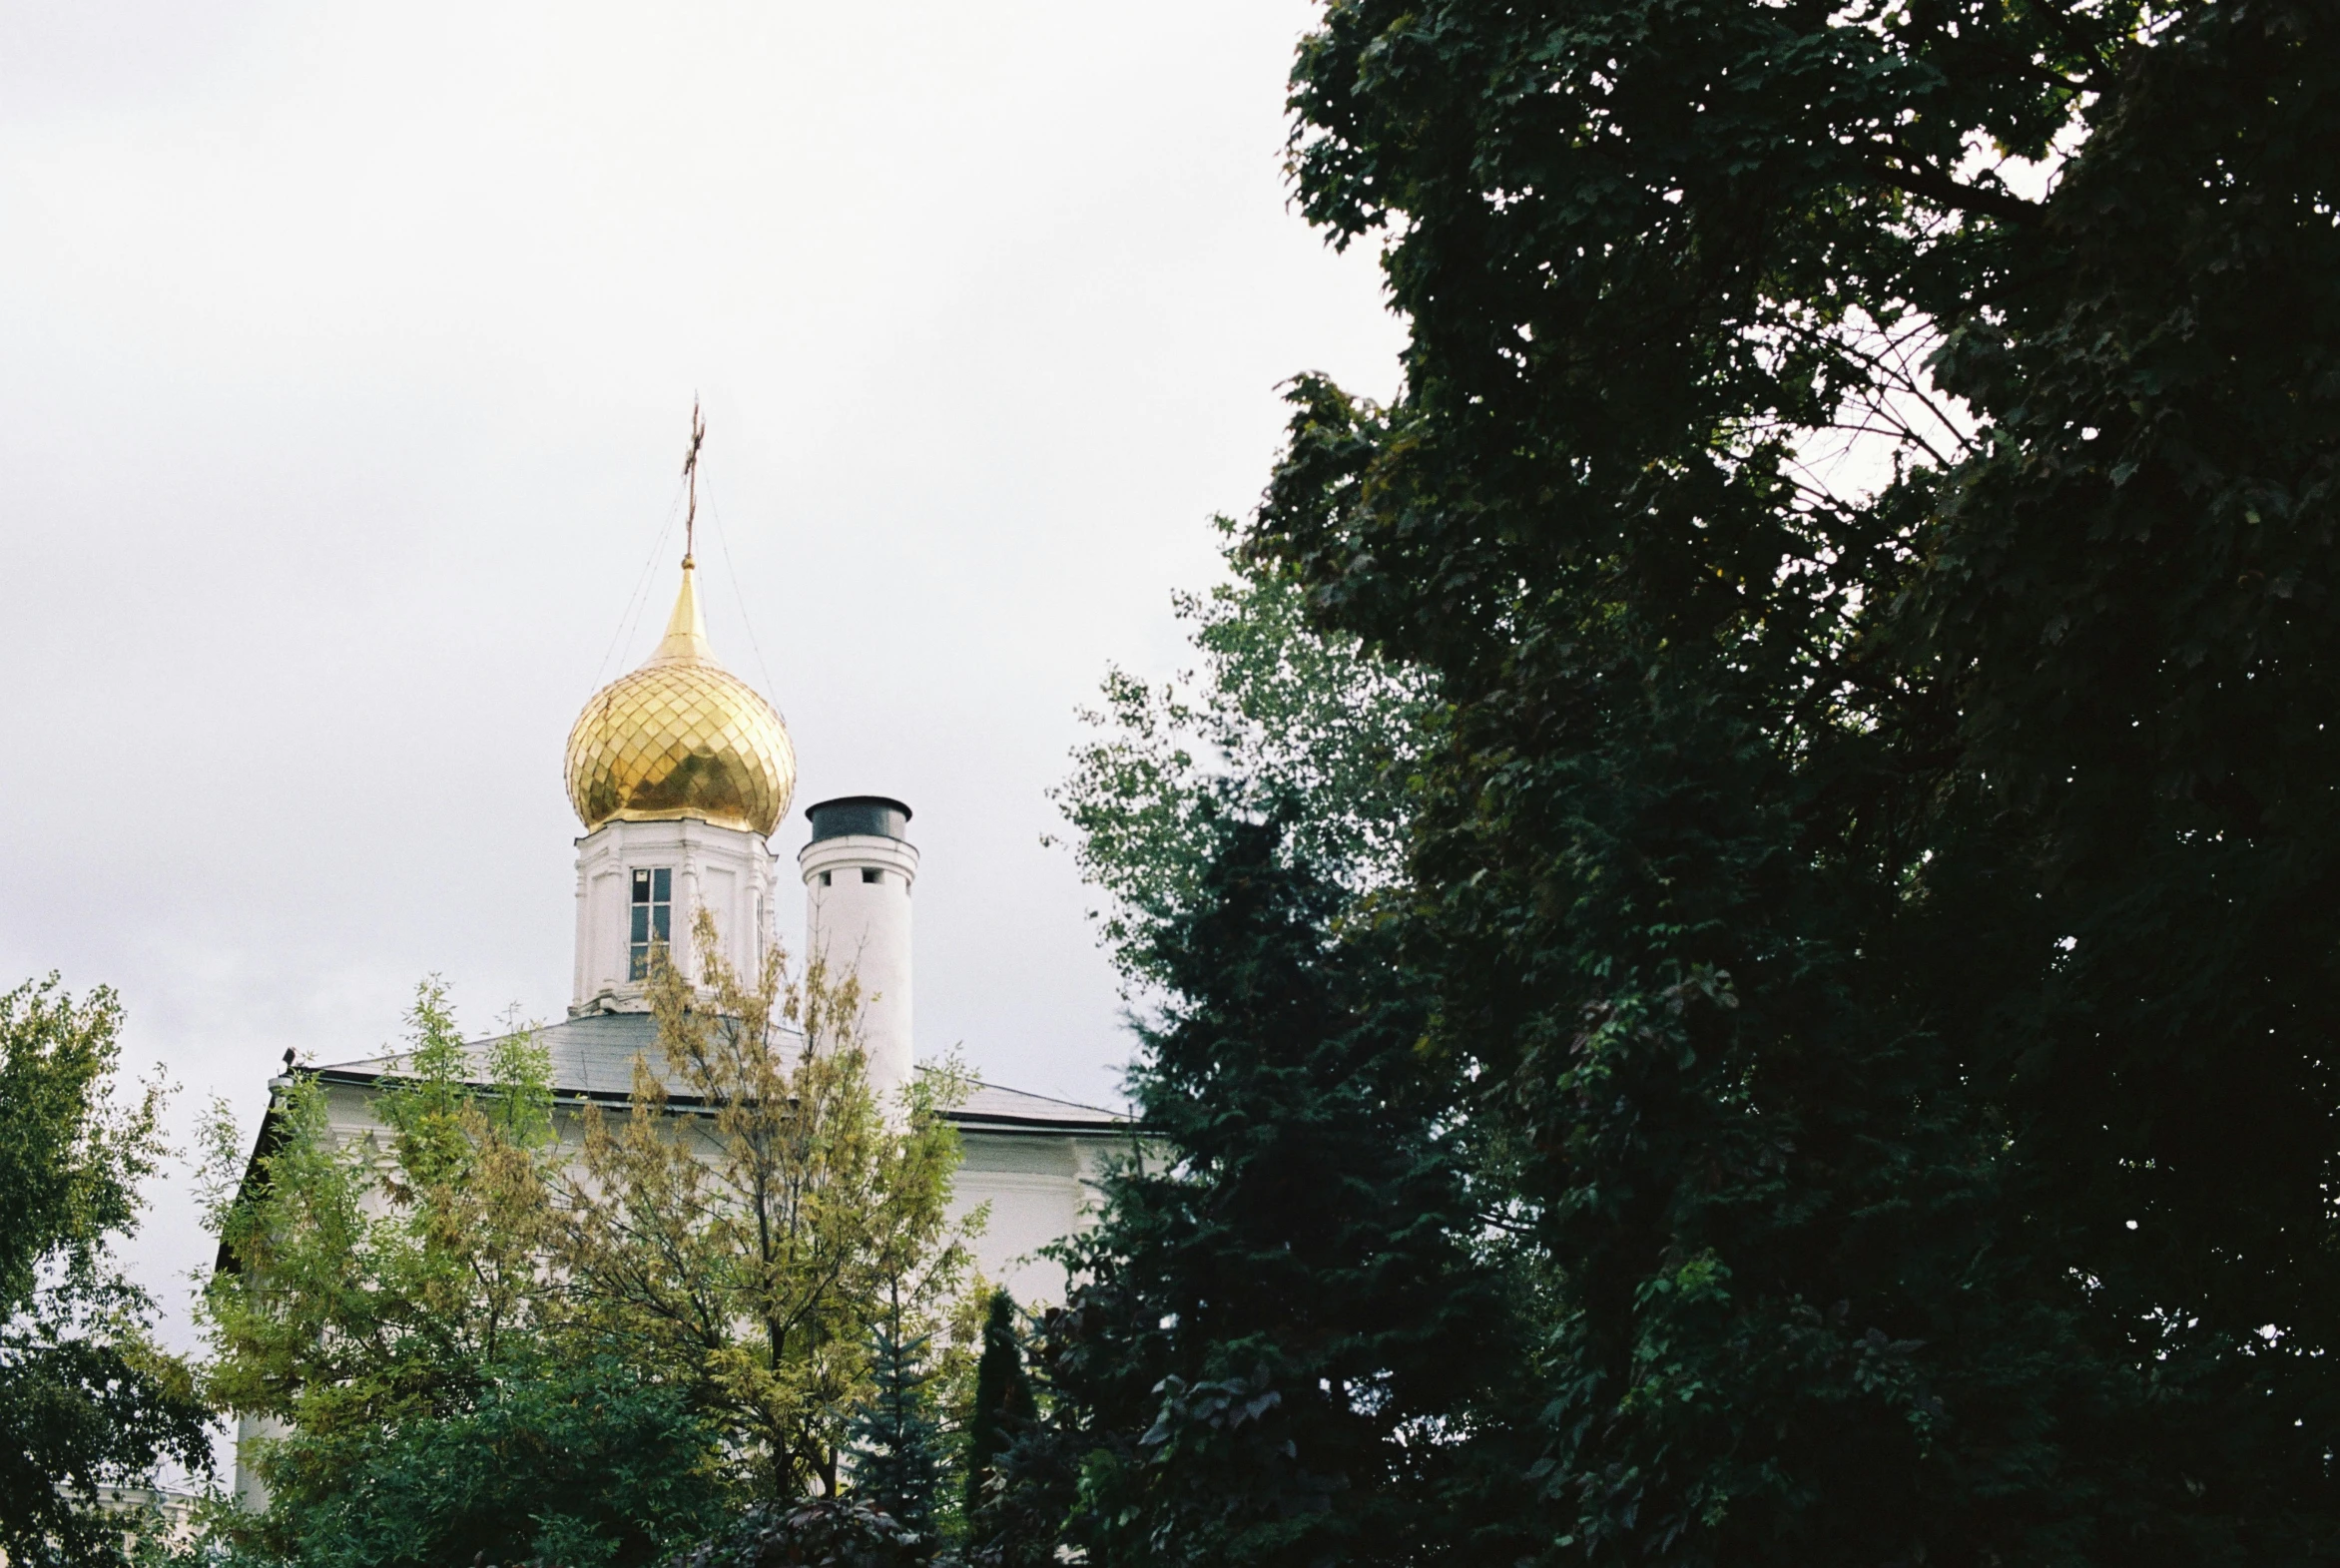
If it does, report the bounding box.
[646,561,712,666]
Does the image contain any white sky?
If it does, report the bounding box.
[0,0,1402,1366]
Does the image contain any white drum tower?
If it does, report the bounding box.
[800,795,917,1105]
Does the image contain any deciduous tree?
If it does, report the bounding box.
[0,976,209,1568]
[1256,0,2340,1558]
[1050,516,1434,984]
[199,980,668,1565]
[556,910,978,1502]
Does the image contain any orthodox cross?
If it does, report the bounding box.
[681,398,706,568]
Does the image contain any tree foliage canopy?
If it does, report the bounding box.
[557,908,977,1503]
[1046,821,1536,1568]
[198,979,653,1566]
[200,925,979,1566]
[847,1311,947,1552]
[1240,0,2340,1560]
[0,977,209,1568]
[1051,517,1435,981]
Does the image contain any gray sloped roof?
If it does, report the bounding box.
[312,1010,1131,1135]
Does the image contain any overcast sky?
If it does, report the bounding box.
[0,0,1401,1358]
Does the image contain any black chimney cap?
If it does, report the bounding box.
[807,795,912,842]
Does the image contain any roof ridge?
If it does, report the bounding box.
[301,1017,1131,1124]
[960,1075,1125,1118]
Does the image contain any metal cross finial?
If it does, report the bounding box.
[681,398,706,570]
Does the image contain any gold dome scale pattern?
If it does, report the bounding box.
[565,565,796,837]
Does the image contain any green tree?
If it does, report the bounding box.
[1050,516,1435,982]
[1040,821,1533,1568]
[661,1496,923,1568]
[1254,0,2340,1559]
[557,909,979,1502]
[199,980,722,1566]
[0,976,210,1568]
[253,1353,723,1568]
[959,1290,1034,1533]
[202,981,559,1448]
[845,1307,946,1548]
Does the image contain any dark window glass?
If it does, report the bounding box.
[863,867,882,884]
[629,867,673,981]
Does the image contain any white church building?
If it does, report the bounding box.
[297,554,1132,1299]
[223,463,1137,1507]
[229,552,1129,1500]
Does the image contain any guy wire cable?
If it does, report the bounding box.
[591,476,688,694]
[701,475,790,728]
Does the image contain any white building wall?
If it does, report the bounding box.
[949,1132,1120,1306]
[293,1081,1109,1307]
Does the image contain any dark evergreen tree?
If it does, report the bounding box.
[1255,0,2340,1559]
[847,1311,945,1550]
[958,1309,1078,1568]
[960,1291,1034,1528]
[1034,816,1536,1568]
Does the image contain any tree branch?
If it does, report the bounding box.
[1864,159,2042,225]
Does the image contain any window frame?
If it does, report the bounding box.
[628,866,673,981]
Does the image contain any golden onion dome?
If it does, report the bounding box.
[565,564,796,837]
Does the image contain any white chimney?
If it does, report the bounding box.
[798,796,917,1105]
